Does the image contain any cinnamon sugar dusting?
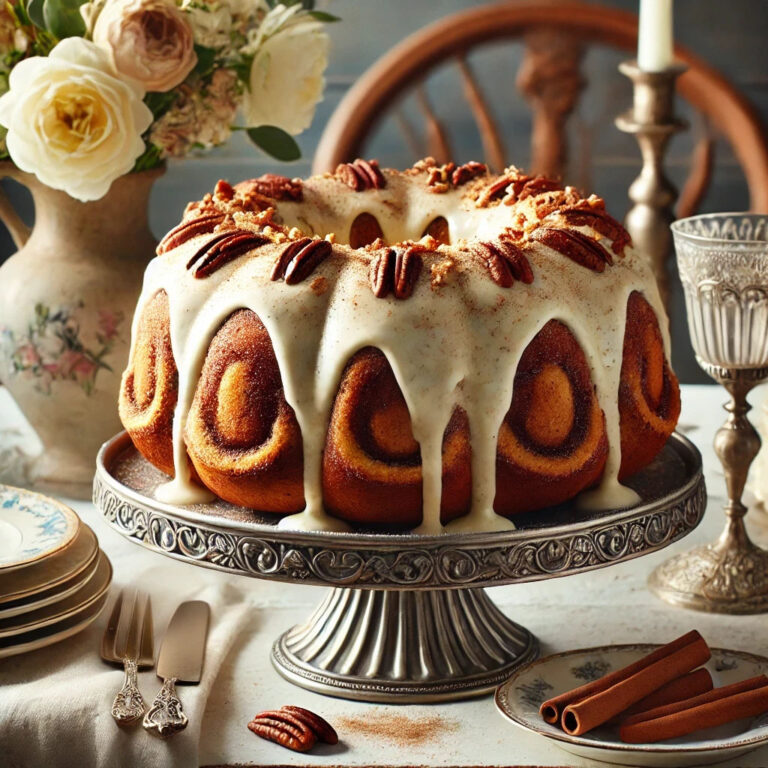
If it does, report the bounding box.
[335,709,459,746]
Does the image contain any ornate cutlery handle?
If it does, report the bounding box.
[143,677,188,737]
[111,658,146,724]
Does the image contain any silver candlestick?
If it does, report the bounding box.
[649,213,768,613]
[615,60,687,307]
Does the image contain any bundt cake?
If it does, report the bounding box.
[119,158,680,534]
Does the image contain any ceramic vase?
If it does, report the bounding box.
[0,163,163,499]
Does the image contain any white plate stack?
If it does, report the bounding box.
[0,485,111,658]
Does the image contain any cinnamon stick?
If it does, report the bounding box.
[539,630,706,726]
[561,632,711,735]
[612,668,713,723]
[620,675,768,744]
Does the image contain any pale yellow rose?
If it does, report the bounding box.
[0,38,152,201]
[93,0,197,93]
[241,4,329,135]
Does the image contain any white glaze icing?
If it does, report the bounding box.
[126,166,670,533]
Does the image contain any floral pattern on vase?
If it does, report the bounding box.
[1,303,124,396]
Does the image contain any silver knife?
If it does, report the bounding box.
[142,600,210,737]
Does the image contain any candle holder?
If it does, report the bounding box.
[615,60,687,307]
[648,213,768,614]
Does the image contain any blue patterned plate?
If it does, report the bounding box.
[0,485,80,570]
[495,644,768,767]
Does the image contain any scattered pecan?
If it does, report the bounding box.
[188,229,268,278]
[451,161,487,186]
[529,227,612,272]
[213,180,235,201]
[157,213,226,254]
[335,158,386,191]
[271,237,332,285]
[235,174,303,202]
[476,169,562,207]
[282,706,338,745]
[550,207,631,256]
[248,706,337,753]
[369,247,422,299]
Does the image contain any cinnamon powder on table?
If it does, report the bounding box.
[335,707,459,746]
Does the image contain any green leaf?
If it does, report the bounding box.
[26,0,45,29]
[144,90,178,120]
[43,0,85,38]
[193,44,216,78]
[308,10,339,22]
[132,142,163,173]
[246,125,301,162]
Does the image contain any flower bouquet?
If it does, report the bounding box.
[0,0,334,496]
[0,0,334,201]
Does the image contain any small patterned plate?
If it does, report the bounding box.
[0,486,79,570]
[495,644,768,767]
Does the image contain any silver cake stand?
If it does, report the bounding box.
[94,431,705,703]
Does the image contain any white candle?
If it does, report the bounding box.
[637,0,674,71]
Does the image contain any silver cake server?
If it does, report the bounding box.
[142,600,210,737]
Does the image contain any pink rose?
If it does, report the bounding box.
[93,0,197,93]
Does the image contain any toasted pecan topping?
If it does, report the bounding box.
[530,227,612,272]
[426,162,455,193]
[452,161,488,186]
[369,247,422,299]
[157,213,227,255]
[188,229,268,278]
[480,242,514,288]
[235,174,303,202]
[475,168,562,208]
[271,238,332,285]
[335,158,386,191]
[550,206,632,256]
[477,237,535,288]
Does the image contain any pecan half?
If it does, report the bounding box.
[247,706,337,753]
[551,207,631,256]
[271,238,332,285]
[394,247,422,299]
[530,227,611,272]
[452,161,487,186]
[516,175,562,201]
[370,249,395,298]
[335,158,386,190]
[369,247,422,299]
[479,242,514,288]
[157,213,226,254]
[498,237,534,283]
[188,230,268,278]
[235,174,303,202]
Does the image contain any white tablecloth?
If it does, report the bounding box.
[2,384,768,768]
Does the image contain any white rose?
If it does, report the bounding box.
[241,7,329,135]
[0,38,152,202]
[181,2,232,50]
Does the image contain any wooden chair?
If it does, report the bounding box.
[313,0,768,217]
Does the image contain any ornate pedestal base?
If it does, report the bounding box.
[271,587,538,703]
[649,537,768,615]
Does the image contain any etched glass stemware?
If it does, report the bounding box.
[649,213,768,613]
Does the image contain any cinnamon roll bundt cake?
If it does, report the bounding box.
[119,159,680,533]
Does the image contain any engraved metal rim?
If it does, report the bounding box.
[272,631,540,703]
[94,431,705,589]
[671,212,768,246]
[495,644,768,756]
